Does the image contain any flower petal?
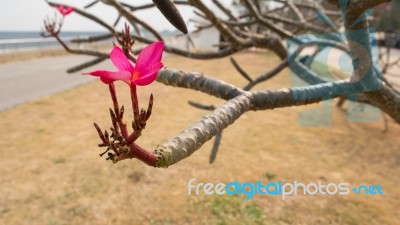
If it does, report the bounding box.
[61,5,68,14]
[110,47,134,72]
[82,70,131,84]
[135,41,164,73]
[64,7,74,15]
[132,62,163,86]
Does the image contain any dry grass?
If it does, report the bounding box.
[0,51,399,225]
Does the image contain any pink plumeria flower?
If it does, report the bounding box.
[56,5,74,16]
[83,42,164,85]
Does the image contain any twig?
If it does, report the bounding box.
[67,56,108,73]
[230,57,253,82]
[188,101,216,110]
[209,132,222,163]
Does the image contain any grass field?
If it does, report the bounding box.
[1,51,399,225]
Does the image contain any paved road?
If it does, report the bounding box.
[0,55,112,111]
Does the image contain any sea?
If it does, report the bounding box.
[0,31,108,54]
[0,29,220,55]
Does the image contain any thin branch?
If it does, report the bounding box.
[121,1,191,11]
[105,0,164,40]
[242,0,295,39]
[67,56,108,73]
[84,0,100,9]
[209,132,222,163]
[46,1,115,33]
[262,13,332,33]
[189,0,246,45]
[230,57,253,82]
[244,58,289,90]
[212,0,238,21]
[54,35,108,57]
[286,0,306,23]
[133,34,240,59]
[188,101,216,110]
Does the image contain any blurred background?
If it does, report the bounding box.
[0,0,399,225]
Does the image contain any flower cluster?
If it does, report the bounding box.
[41,4,74,37]
[42,1,164,165]
[82,26,164,165]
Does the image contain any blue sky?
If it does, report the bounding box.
[0,0,197,32]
